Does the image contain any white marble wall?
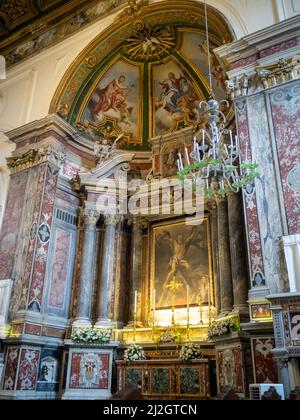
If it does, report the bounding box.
[283,234,300,292]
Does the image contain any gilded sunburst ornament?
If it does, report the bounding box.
[124,21,175,61]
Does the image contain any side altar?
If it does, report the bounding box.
[116,358,211,399]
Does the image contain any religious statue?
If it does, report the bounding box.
[93,133,124,167]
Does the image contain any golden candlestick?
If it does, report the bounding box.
[165,277,183,326]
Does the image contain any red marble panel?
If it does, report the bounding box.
[270,84,300,235]
[3,347,20,390]
[24,323,42,336]
[41,326,66,338]
[21,164,47,310]
[0,171,28,279]
[252,338,278,384]
[48,228,71,309]
[69,352,109,389]
[231,54,259,70]
[235,101,265,283]
[28,164,59,310]
[16,348,40,390]
[260,37,300,59]
[217,347,244,394]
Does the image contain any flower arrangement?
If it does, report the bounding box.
[153,328,182,344]
[124,344,146,362]
[71,328,111,344]
[179,343,203,361]
[208,318,240,340]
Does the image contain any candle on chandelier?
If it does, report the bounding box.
[185,147,190,165]
[178,153,183,170]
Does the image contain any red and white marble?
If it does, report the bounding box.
[217,347,244,393]
[3,347,20,390]
[48,228,71,309]
[69,352,109,389]
[270,83,300,235]
[0,172,28,280]
[252,338,278,384]
[28,164,59,310]
[235,101,265,284]
[16,348,40,391]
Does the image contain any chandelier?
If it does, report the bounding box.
[176,1,259,198]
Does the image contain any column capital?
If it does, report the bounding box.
[130,216,148,231]
[83,209,100,225]
[7,142,66,173]
[103,213,122,226]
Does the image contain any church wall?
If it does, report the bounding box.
[0,0,298,231]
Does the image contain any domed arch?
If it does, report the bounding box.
[50,0,234,150]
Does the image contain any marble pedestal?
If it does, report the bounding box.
[61,340,119,400]
[213,332,252,399]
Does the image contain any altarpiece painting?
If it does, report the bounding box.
[151,218,212,310]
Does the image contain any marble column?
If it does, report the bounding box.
[95,214,120,328]
[228,192,249,316]
[73,209,99,327]
[210,202,221,314]
[217,197,234,314]
[127,217,145,327]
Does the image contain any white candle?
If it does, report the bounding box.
[202,129,205,146]
[185,147,190,165]
[179,153,183,170]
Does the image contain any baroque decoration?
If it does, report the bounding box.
[50,0,233,150]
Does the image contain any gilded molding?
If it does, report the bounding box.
[6,143,66,173]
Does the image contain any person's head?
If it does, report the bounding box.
[119,75,126,83]
[177,234,184,244]
[168,72,175,80]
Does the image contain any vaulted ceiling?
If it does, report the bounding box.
[0,0,126,66]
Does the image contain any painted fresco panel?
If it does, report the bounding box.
[179,30,227,100]
[152,59,201,136]
[81,58,141,143]
[0,171,28,280]
[269,83,300,235]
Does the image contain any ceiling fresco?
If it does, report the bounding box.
[0,0,126,66]
[50,0,234,150]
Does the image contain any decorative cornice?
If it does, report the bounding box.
[215,15,300,70]
[6,142,65,173]
[225,56,300,100]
